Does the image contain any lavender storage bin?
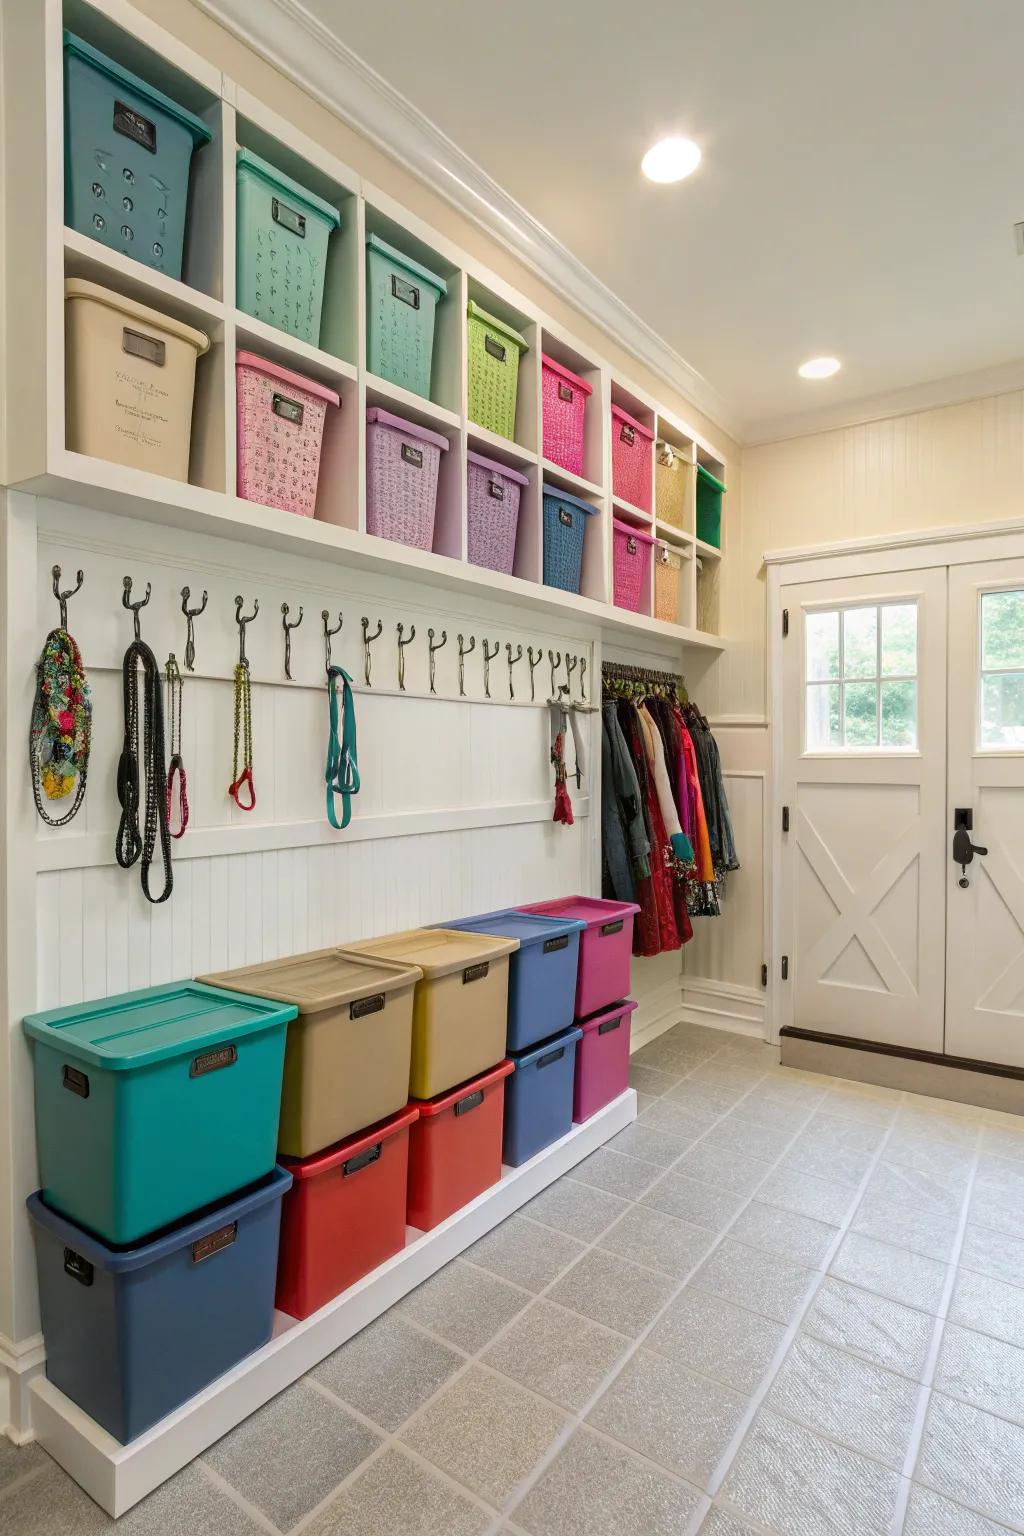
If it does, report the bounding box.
[466,450,528,574]
[236,352,339,518]
[365,407,449,550]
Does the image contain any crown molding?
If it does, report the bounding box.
[194,0,742,443]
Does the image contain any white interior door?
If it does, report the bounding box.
[946,561,1024,1067]
[780,567,948,1051]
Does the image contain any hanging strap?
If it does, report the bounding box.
[29,627,92,828]
[165,655,188,838]
[325,665,359,830]
[116,638,173,904]
[229,662,256,811]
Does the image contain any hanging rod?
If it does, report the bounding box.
[602,661,683,685]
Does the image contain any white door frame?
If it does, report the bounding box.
[765,514,1024,1045]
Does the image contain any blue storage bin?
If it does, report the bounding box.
[27,1168,290,1443]
[542,483,599,593]
[63,31,211,281]
[503,1026,583,1167]
[23,982,294,1246]
[437,908,585,1053]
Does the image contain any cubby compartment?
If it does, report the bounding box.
[466,280,538,453]
[654,414,696,536]
[541,330,602,490]
[696,551,721,635]
[610,381,655,516]
[696,446,726,551]
[364,388,463,559]
[364,204,462,417]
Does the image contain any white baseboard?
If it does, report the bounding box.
[678,976,768,1040]
[1,1331,46,1442]
[628,976,687,1053]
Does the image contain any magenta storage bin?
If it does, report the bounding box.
[613,519,655,613]
[542,356,591,476]
[236,352,339,518]
[574,999,637,1122]
[366,407,449,550]
[518,896,640,1018]
[467,450,529,574]
[611,404,654,512]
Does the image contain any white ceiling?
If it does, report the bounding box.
[298,0,1023,440]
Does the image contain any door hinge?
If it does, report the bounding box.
[781,955,789,981]
[782,805,790,832]
[782,608,789,637]
[760,963,768,988]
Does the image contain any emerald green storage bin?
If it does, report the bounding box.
[696,464,726,548]
[467,301,529,441]
[236,149,341,345]
[366,234,447,399]
[24,981,295,1247]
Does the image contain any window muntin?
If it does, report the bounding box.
[805,601,917,751]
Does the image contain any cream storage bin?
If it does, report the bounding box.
[346,929,518,1100]
[64,279,209,481]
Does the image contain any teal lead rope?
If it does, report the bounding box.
[325,665,359,830]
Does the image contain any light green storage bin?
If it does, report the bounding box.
[236,148,341,345]
[696,463,726,548]
[466,301,529,441]
[366,235,447,399]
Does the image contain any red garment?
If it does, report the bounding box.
[620,705,680,955]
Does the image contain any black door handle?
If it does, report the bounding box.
[953,818,987,888]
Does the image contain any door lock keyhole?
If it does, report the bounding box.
[953,809,987,889]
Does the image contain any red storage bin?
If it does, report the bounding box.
[276,1105,417,1319]
[574,999,637,1122]
[407,1061,513,1231]
[611,403,654,512]
[542,355,591,476]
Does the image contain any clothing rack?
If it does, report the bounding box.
[601,660,690,705]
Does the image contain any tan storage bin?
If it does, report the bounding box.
[655,540,684,624]
[655,445,692,531]
[65,277,209,481]
[345,928,519,1100]
[198,950,421,1158]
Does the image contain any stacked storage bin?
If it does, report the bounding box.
[542,356,591,475]
[198,950,422,1319]
[236,352,340,518]
[466,302,529,441]
[23,982,294,1441]
[366,235,447,399]
[366,408,449,550]
[236,150,341,347]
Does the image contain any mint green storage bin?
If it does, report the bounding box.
[696,464,726,549]
[236,149,341,345]
[467,301,528,441]
[24,981,295,1247]
[366,234,447,399]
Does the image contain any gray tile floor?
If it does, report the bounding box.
[4,1021,1024,1534]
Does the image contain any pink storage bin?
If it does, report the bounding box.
[613,519,655,613]
[366,407,449,550]
[518,897,640,1019]
[574,998,637,1122]
[466,450,529,574]
[236,352,340,518]
[542,356,592,476]
[611,403,654,512]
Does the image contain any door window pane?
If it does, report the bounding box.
[981,672,1024,748]
[806,610,840,680]
[881,604,917,676]
[843,607,877,679]
[881,680,917,747]
[981,590,1024,670]
[844,682,879,746]
[803,600,917,751]
[806,684,841,750]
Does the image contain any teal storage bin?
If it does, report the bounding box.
[24,982,294,1247]
[236,149,341,345]
[696,463,726,549]
[366,234,447,399]
[63,31,211,281]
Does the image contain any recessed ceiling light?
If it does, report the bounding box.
[798,356,841,380]
[641,137,701,184]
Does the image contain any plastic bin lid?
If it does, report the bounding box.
[366,233,448,298]
[26,1166,292,1272]
[578,998,639,1035]
[281,1104,419,1179]
[541,483,599,516]
[413,1058,514,1116]
[519,896,641,929]
[696,463,727,494]
[365,407,450,453]
[466,301,529,354]
[510,1025,583,1070]
[613,519,656,545]
[23,981,296,1071]
[236,351,340,407]
[437,908,586,948]
[64,277,210,355]
[63,31,212,146]
[345,927,518,979]
[466,450,529,488]
[611,402,655,441]
[196,949,421,1015]
[541,355,593,395]
[236,147,341,229]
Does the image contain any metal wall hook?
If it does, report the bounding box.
[527,645,542,702]
[506,643,523,701]
[482,638,500,699]
[579,656,588,704]
[565,655,579,695]
[180,587,208,673]
[235,595,259,668]
[281,603,303,681]
[122,575,152,641]
[428,628,448,695]
[322,610,343,672]
[548,649,562,699]
[397,622,416,692]
[52,565,84,629]
[457,634,476,697]
[362,617,383,687]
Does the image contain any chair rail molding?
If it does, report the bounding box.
[194,0,740,443]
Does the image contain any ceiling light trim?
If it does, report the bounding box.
[195,0,741,440]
